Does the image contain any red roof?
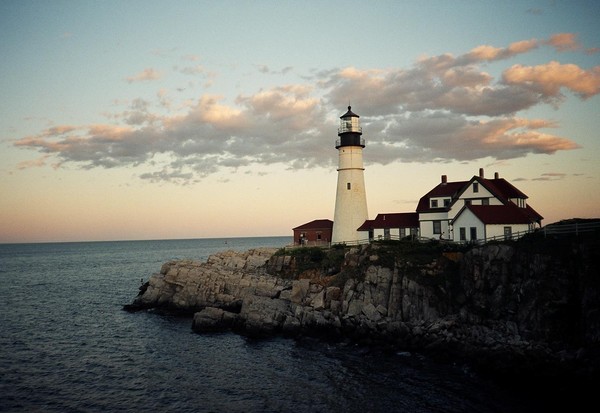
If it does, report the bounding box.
[293,219,333,231]
[417,176,531,213]
[357,219,374,231]
[484,178,527,200]
[357,213,419,231]
[523,204,544,223]
[456,204,539,225]
[416,181,466,212]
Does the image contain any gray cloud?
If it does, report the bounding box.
[15,34,593,183]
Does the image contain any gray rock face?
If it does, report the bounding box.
[127,238,600,378]
[129,248,288,313]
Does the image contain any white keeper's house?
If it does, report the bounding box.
[416,168,543,242]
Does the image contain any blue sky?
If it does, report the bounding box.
[1,0,599,242]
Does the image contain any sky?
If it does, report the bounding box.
[1,0,599,243]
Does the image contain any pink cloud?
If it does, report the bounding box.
[503,61,600,99]
[546,33,581,52]
[467,39,538,62]
[125,68,162,83]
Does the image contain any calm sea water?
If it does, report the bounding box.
[0,237,539,412]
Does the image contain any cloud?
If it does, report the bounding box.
[180,64,206,75]
[256,65,294,75]
[139,167,195,184]
[182,54,201,62]
[545,33,581,52]
[526,8,543,15]
[364,113,579,163]
[502,61,600,99]
[16,155,49,169]
[257,64,270,74]
[14,33,590,183]
[533,172,569,181]
[465,39,539,62]
[126,68,162,83]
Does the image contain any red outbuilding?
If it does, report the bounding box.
[292,219,333,246]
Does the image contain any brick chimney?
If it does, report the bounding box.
[479,168,484,178]
[441,175,447,184]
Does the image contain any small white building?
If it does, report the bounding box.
[452,204,535,242]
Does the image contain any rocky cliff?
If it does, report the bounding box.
[125,230,600,382]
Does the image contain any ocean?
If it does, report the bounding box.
[0,237,540,412]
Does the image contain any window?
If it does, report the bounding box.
[473,182,479,193]
[470,227,477,240]
[433,220,442,234]
[465,199,471,206]
[482,198,489,205]
[431,199,438,208]
[460,227,466,241]
[444,199,450,207]
[317,232,322,240]
[347,182,351,190]
[504,227,512,240]
[384,228,390,240]
[400,228,406,238]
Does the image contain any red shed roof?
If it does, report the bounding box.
[357,213,419,231]
[293,219,333,231]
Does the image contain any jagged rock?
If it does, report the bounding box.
[240,295,292,335]
[290,278,310,304]
[346,300,363,317]
[311,289,326,310]
[362,303,382,322]
[127,248,288,313]
[192,307,238,332]
[325,286,341,302]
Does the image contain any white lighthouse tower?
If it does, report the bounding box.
[331,106,369,244]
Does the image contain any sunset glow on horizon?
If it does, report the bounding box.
[1,1,599,243]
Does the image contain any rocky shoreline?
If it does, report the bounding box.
[125,234,600,384]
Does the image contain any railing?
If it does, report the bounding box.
[286,221,599,250]
[335,137,365,147]
[453,221,600,246]
[472,229,534,245]
[294,240,331,247]
[541,220,600,236]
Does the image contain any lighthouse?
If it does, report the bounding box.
[331,106,369,244]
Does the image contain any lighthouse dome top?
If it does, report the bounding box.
[338,106,363,136]
[340,106,360,119]
[336,106,364,147]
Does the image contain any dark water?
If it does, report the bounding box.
[1,237,538,412]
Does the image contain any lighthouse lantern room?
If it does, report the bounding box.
[331,106,369,244]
